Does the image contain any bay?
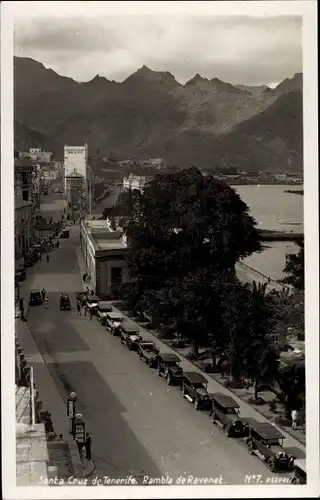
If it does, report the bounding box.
[233,185,304,281]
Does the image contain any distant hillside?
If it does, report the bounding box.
[14,56,303,172]
[234,84,270,97]
[14,121,63,159]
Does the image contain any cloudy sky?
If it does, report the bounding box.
[14,14,302,87]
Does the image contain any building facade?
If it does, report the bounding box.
[80,219,129,298]
[15,197,33,260]
[123,173,151,192]
[19,148,53,163]
[64,144,88,186]
[14,157,35,202]
[65,170,85,209]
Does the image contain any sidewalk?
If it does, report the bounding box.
[15,318,87,478]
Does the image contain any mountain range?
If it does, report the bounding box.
[14,56,303,172]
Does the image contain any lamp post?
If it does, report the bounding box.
[67,391,77,435]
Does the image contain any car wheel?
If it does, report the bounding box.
[194,399,199,410]
[247,441,254,455]
[166,374,171,386]
[267,458,276,472]
[224,426,231,437]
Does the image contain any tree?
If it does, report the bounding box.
[117,166,261,305]
[219,281,280,392]
[275,363,305,418]
[281,237,304,290]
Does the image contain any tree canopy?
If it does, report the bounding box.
[111,167,303,404]
[281,237,304,290]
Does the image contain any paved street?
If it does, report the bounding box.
[19,213,302,486]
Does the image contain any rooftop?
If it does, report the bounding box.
[82,219,128,254]
[66,169,84,179]
[15,197,32,209]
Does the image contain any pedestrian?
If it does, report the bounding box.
[83,272,87,283]
[89,308,93,320]
[44,296,49,309]
[291,408,298,430]
[90,289,94,296]
[86,287,89,294]
[41,288,46,300]
[85,433,92,461]
[46,254,50,263]
[76,301,81,316]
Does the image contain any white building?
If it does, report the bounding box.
[80,219,129,298]
[24,148,53,163]
[141,158,164,169]
[64,144,88,187]
[123,173,151,193]
[64,144,90,206]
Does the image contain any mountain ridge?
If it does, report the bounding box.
[14,56,303,172]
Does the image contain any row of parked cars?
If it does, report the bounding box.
[90,301,306,483]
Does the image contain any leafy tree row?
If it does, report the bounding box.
[110,167,304,415]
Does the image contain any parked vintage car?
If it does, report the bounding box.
[59,229,70,239]
[120,325,142,350]
[138,342,160,367]
[106,312,123,335]
[181,371,211,410]
[246,420,295,472]
[60,294,71,310]
[85,295,100,314]
[210,393,248,436]
[15,267,26,282]
[157,353,183,385]
[29,290,43,306]
[96,301,113,325]
[291,459,306,484]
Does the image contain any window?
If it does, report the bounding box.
[111,267,122,284]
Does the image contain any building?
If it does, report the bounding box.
[64,144,88,188]
[123,173,151,192]
[14,157,35,202]
[141,158,164,169]
[65,169,85,209]
[80,219,129,298]
[19,148,53,163]
[64,144,93,212]
[15,197,33,261]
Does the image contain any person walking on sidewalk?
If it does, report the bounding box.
[76,301,81,316]
[41,288,46,301]
[85,433,92,461]
[291,408,298,430]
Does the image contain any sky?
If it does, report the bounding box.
[14,14,302,87]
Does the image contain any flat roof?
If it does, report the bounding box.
[15,197,32,209]
[249,421,285,440]
[211,393,239,408]
[183,372,208,384]
[96,239,127,250]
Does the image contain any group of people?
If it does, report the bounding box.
[76,292,94,319]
